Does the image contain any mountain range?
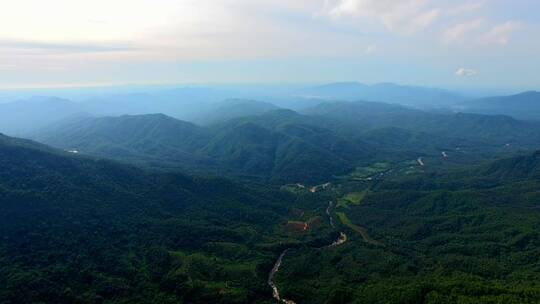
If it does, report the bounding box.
[294,82,464,108]
[4,127,540,302]
[31,99,540,184]
[3,84,540,137]
[5,83,540,303]
[33,110,372,182]
[455,91,540,121]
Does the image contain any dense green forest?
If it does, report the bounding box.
[4,99,540,303]
[276,153,540,303]
[0,134,334,303]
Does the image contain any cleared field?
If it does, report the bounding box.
[285,221,308,232]
[349,162,391,179]
[336,212,382,246]
[337,191,366,208]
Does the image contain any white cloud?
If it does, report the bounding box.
[455,68,477,77]
[448,1,485,15]
[442,19,522,46]
[0,0,533,87]
[481,21,522,45]
[325,0,440,34]
[442,19,484,44]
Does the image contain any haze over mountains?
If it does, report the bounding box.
[295,82,465,108]
[2,82,540,137]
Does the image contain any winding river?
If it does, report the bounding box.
[268,201,346,303]
[267,249,296,304]
[326,201,335,228]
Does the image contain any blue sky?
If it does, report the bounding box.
[0,0,539,91]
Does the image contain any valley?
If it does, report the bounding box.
[3,1,540,302]
[268,194,348,304]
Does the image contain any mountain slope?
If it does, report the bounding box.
[0,134,310,303]
[483,150,540,181]
[35,102,540,183]
[204,110,373,181]
[36,114,213,168]
[34,111,373,182]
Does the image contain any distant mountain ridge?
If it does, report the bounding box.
[303,100,540,147]
[0,95,282,135]
[193,99,280,125]
[33,99,540,182]
[457,91,540,120]
[295,82,464,108]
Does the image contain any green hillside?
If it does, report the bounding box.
[34,111,374,183]
[0,134,326,303]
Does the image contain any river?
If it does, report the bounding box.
[268,200,346,303]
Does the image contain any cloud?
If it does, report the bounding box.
[481,21,522,45]
[455,67,477,77]
[448,1,485,15]
[325,0,440,34]
[0,39,136,53]
[0,64,18,71]
[442,19,484,44]
[442,19,522,46]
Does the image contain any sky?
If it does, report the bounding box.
[0,0,539,90]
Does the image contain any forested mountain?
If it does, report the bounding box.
[33,111,373,182]
[304,100,540,147]
[36,114,214,168]
[6,96,540,303]
[7,123,540,304]
[203,110,372,181]
[456,91,540,121]
[34,99,540,183]
[0,133,324,303]
[483,150,540,181]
